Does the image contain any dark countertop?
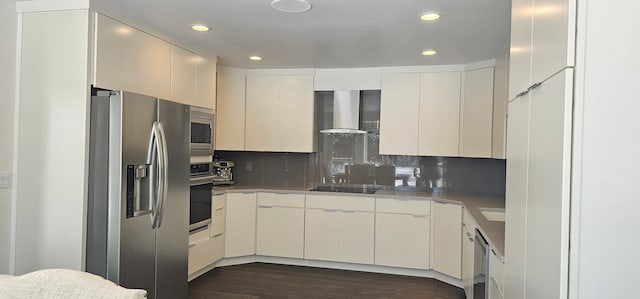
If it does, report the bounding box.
[213,184,505,257]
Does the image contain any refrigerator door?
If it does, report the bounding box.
[108,92,158,298]
[155,99,189,299]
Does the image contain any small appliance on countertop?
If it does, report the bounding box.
[212,159,234,185]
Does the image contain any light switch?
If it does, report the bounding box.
[0,171,11,189]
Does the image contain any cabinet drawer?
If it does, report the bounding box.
[258,192,305,208]
[213,194,226,210]
[211,232,225,264]
[188,235,215,275]
[189,226,210,243]
[376,197,430,215]
[306,194,374,212]
[211,206,226,236]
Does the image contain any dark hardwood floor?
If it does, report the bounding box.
[188,263,465,299]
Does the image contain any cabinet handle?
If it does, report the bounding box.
[466,232,473,237]
[189,243,196,248]
[395,198,410,201]
[469,237,474,242]
[215,207,225,211]
[341,210,356,214]
[412,215,428,218]
[323,209,338,213]
[258,205,273,209]
[212,232,223,238]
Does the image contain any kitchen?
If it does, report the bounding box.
[0,0,639,299]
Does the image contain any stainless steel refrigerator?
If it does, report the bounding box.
[87,90,189,299]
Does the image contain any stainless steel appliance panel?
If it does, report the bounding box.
[109,92,158,298]
[155,100,189,299]
[190,107,215,155]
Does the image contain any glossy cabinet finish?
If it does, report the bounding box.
[460,67,495,158]
[508,0,533,100]
[188,193,226,278]
[171,45,197,105]
[225,193,257,258]
[94,13,139,92]
[504,94,530,299]
[462,209,476,299]
[245,75,315,152]
[194,57,217,110]
[492,50,509,159]
[418,72,462,157]
[256,193,305,258]
[375,211,430,270]
[305,195,375,264]
[524,69,572,299]
[379,73,420,155]
[215,67,247,150]
[137,32,172,100]
[490,249,505,298]
[431,201,462,279]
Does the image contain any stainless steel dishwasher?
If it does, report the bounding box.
[474,229,489,299]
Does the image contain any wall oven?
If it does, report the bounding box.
[190,107,215,156]
[189,162,214,231]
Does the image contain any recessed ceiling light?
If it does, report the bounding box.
[191,24,210,31]
[271,0,312,13]
[421,50,437,56]
[420,13,440,21]
[249,56,263,61]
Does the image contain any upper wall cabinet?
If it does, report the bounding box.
[379,73,420,155]
[418,72,462,157]
[216,67,247,150]
[245,74,315,153]
[93,13,216,109]
[171,45,197,106]
[509,0,576,99]
[460,67,495,158]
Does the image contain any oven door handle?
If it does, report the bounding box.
[190,175,217,186]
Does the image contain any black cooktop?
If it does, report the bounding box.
[309,185,381,194]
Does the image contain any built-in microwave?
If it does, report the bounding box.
[190,107,214,155]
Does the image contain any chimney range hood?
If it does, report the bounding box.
[320,90,367,134]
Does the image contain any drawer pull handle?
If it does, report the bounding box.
[259,205,273,209]
[412,215,427,218]
[188,243,196,248]
[323,209,338,213]
[341,210,355,214]
[212,232,223,238]
[215,207,225,211]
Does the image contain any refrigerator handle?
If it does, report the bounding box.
[147,122,162,228]
[152,122,169,229]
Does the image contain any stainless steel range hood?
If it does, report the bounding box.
[320,90,367,134]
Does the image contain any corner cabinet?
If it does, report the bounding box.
[431,201,462,279]
[225,192,257,258]
[245,74,315,152]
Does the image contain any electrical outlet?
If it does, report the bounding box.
[0,171,12,189]
[246,161,253,171]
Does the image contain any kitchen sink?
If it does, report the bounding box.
[478,207,505,222]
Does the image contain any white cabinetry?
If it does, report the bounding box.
[431,201,462,279]
[188,193,226,279]
[194,57,217,110]
[418,72,462,157]
[225,192,257,258]
[94,13,139,93]
[215,67,246,150]
[171,45,197,105]
[245,74,315,152]
[256,193,305,259]
[305,195,374,264]
[489,249,505,299]
[379,73,420,155]
[374,198,431,270]
[462,209,476,299]
[460,67,494,158]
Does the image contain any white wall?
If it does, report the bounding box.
[571,0,640,297]
[0,0,17,275]
[14,9,90,274]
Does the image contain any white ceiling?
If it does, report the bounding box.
[92,0,511,69]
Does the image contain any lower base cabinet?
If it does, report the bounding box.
[188,229,224,276]
[225,192,257,258]
[432,201,462,279]
[375,213,430,269]
[256,193,305,258]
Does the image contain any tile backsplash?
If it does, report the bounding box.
[215,151,506,197]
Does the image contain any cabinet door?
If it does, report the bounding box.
[375,213,430,269]
[171,45,197,105]
[94,14,139,92]
[492,51,509,159]
[215,67,246,150]
[256,206,304,258]
[504,94,530,299]
[245,75,279,151]
[278,75,315,152]
[195,57,217,110]
[462,226,475,299]
[305,209,374,264]
[509,0,533,99]
[431,201,462,279]
[460,67,494,158]
[225,193,257,258]
[379,73,420,155]
[138,33,171,99]
[188,228,215,276]
[530,0,575,84]
[418,72,462,157]
[524,69,572,299]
